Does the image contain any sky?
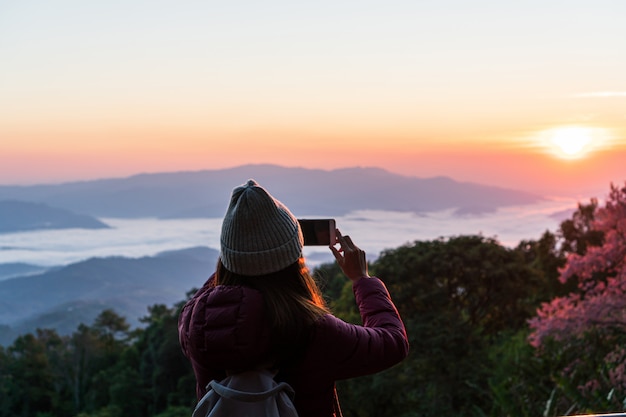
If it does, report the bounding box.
[1,0,625,199]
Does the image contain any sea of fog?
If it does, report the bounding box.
[0,198,578,276]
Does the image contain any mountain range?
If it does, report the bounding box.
[0,164,542,220]
[0,200,109,233]
[0,246,218,345]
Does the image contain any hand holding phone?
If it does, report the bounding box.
[330,229,370,282]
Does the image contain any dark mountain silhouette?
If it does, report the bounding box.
[0,246,218,345]
[0,165,543,219]
[0,200,109,233]
[0,263,51,281]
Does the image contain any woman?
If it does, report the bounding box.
[178,179,408,417]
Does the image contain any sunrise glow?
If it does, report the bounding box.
[529,126,617,162]
[550,127,594,159]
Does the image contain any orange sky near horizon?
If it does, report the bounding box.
[1,1,625,199]
[1,128,623,199]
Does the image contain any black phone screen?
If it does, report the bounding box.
[298,219,336,246]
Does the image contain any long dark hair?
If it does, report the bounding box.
[214,257,330,366]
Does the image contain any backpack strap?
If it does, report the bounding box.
[333,386,343,417]
[209,379,295,403]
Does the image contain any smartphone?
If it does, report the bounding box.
[298,219,336,246]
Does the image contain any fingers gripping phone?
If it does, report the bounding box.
[298,219,336,246]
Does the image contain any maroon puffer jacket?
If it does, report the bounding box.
[178,275,409,417]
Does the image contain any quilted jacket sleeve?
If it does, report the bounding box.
[312,276,409,380]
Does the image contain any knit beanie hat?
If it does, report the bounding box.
[220,179,304,276]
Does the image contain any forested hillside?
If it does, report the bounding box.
[1,183,625,417]
[0,247,219,345]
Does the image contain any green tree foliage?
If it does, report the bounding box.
[516,230,571,300]
[134,303,196,414]
[0,306,195,417]
[0,332,55,416]
[558,198,604,256]
[483,326,571,417]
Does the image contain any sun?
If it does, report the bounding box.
[551,127,593,159]
[530,125,613,160]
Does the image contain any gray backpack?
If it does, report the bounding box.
[192,369,299,417]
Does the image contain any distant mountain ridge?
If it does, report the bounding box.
[0,263,50,281]
[0,165,543,219]
[0,200,109,233]
[0,246,219,345]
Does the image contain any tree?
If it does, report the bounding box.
[66,310,132,414]
[530,183,626,345]
[0,302,198,417]
[515,230,570,302]
[93,309,130,341]
[0,332,56,417]
[135,304,196,415]
[529,183,626,414]
[558,198,604,256]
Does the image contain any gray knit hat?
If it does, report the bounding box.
[220,179,304,276]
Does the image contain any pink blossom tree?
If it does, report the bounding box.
[528,183,626,410]
[530,183,626,346]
